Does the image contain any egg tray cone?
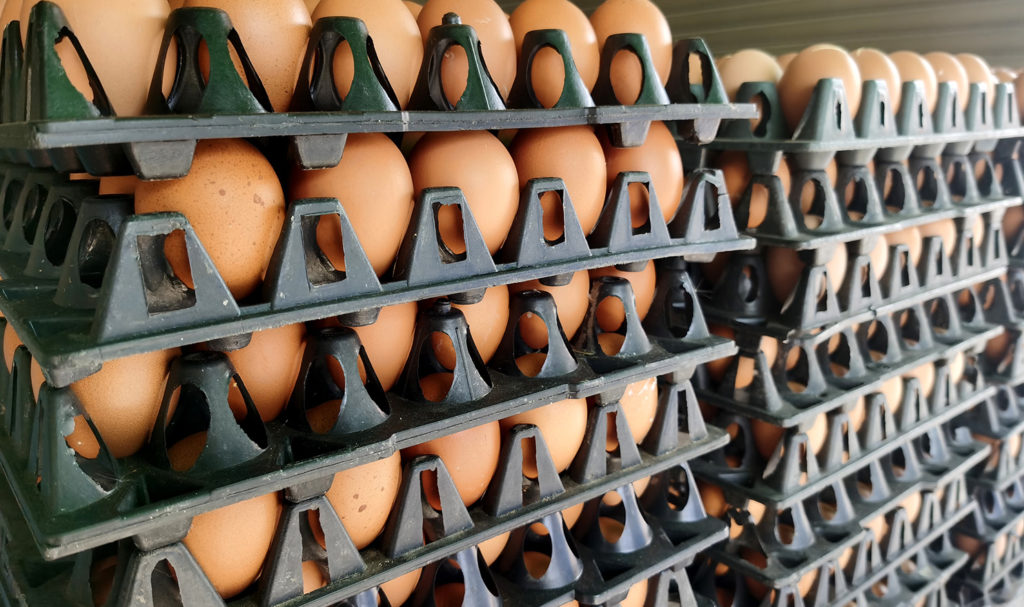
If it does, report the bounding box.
[697,219,1008,337]
[687,143,1022,251]
[707,76,1024,155]
[695,430,985,601]
[0,4,758,180]
[695,282,1003,428]
[0,164,752,389]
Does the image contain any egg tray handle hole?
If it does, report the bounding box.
[137,231,196,314]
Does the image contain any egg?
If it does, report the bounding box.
[403,1,421,18]
[417,0,516,102]
[89,555,117,606]
[619,579,649,607]
[315,452,401,549]
[312,0,423,108]
[0,1,21,33]
[698,481,727,517]
[603,121,684,224]
[510,127,606,236]
[98,176,140,195]
[765,245,847,303]
[851,48,903,110]
[134,139,286,301]
[716,49,782,101]
[879,376,904,412]
[717,151,791,229]
[409,131,519,255]
[864,235,891,278]
[478,532,510,565]
[917,218,958,258]
[885,226,923,266]
[381,569,422,606]
[401,421,501,508]
[590,0,671,89]
[499,397,587,475]
[590,260,657,329]
[889,51,939,113]
[352,301,417,392]
[604,377,659,449]
[776,52,796,70]
[777,44,862,132]
[994,67,1017,83]
[3,321,21,373]
[435,285,509,365]
[184,492,282,598]
[924,52,970,111]
[750,418,784,459]
[510,270,590,343]
[19,0,169,116]
[1006,206,1024,243]
[948,352,965,384]
[290,133,414,276]
[985,331,1012,365]
[510,0,599,102]
[956,53,997,105]
[212,324,304,422]
[705,324,734,381]
[64,414,101,459]
[900,492,922,524]
[302,561,325,593]
[1015,72,1024,117]
[69,349,179,458]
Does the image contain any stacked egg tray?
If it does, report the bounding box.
[673,69,1024,606]
[0,3,762,607]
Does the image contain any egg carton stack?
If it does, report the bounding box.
[676,52,1024,607]
[0,2,762,607]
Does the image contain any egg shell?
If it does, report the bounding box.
[70,349,179,458]
[381,568,422,606]
[956,53,997,105]
[889,51,939,113]
[134,139,286,301]
[698,481,727,517]
[590,0,671,87]
[304,0,318,10]
[434,285,509,365]
[182,0,310,112]
[851,47,903,111]
[716,49,782,101]
[510,0,599,95]
[765,245,847,303]
[301,561,326,593]
[878,376,904,412]
[994,67,1017,83]
[590,260,657,329]
[618,579,649,607]
[317,452,401,549]
[1006,205,1024,243]
[776,52,796,70]
[751,418,784,460]
[417,0,516,101]
[924,51,970,110]
[184,492,282,598]
[352,301,417,392]
[0,1,20,33]
[705,324,734,382]
[716,150,790,229]
[290,132,414,276]
[885,226,923,266]
[477,531,510,565]
[777,44,862,132]
[312,0,423,108]
[510,269,590,343]
[510,126,607,236]
[20,0,169,116]
[98,175,140,195]
[602,121,684,224]
[89,555,118,606]
[3,321,20,372]
[409,131,519,255]
[500,397,587,475]
[864,234,891,278]
[900,492,922,524]
[401,421,501,508]
[603,377,658,449]
[403,0,421,18]
[433,584,466,606]
[220,324,305,422]
[917,218,958,258]
[948,352,965,384]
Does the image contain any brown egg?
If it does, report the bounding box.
[716,49,782,101]
[417,0,516,101]
[698,481,728,517]
[134,139,286,301]
[948,352,965,384]
[89,555,117,606]
[776,52,796,70]
[603,121,684,224]
[401,421,501,508]
[500,397,587,475]
[851,47,903,110]
[403,0,421,18]
[879,376,904,412]
[590,260,657,329]
[906,362,936,398]
[994,67,1017,83]
[590,0,672,88]
[19,0,168,116]
[924,52,970,110]
[510,0,599,100]
[312,0,423,108]
[890,51,939,113]
[510,269,590,343]
[316,452,401,549]
[290,133,414,276]
[64,414,101,459]
[352,301,417,392]
[477,532,510,565]
[957,53,997,105]
[619,579,649,607]
[751,418,784,459]
[0,1,21,33]
[184,492,282,599]
[603,377,659,449]
[70,349,179,458]
[717,151,791,229]
[381,568,422,606]
[301,561,325,593]
[705,324,735,382]
[510,127,606,236]
[98,176,140,195]
[433,285,508,365]
[918,219,958,257]
[220,324,305,422]
[765,245,848,303]
[901,492,922,524]
[885,226,923,266]
[1006,206,1024,243]
[777,44,863,132]
[182,0,311,112]
[409,131,519,255]
[864,235,891,278]
[3,321,21,372]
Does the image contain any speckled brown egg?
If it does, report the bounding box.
[316,452,402,549]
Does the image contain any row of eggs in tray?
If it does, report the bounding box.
[5,264,655,460]
[716,44,1023,131]
[0,0,681,115]
[71,122,682,303]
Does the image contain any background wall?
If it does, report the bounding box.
[498,0,1024,69]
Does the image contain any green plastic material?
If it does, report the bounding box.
[506,28,594,109]
[409,13,505,111]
